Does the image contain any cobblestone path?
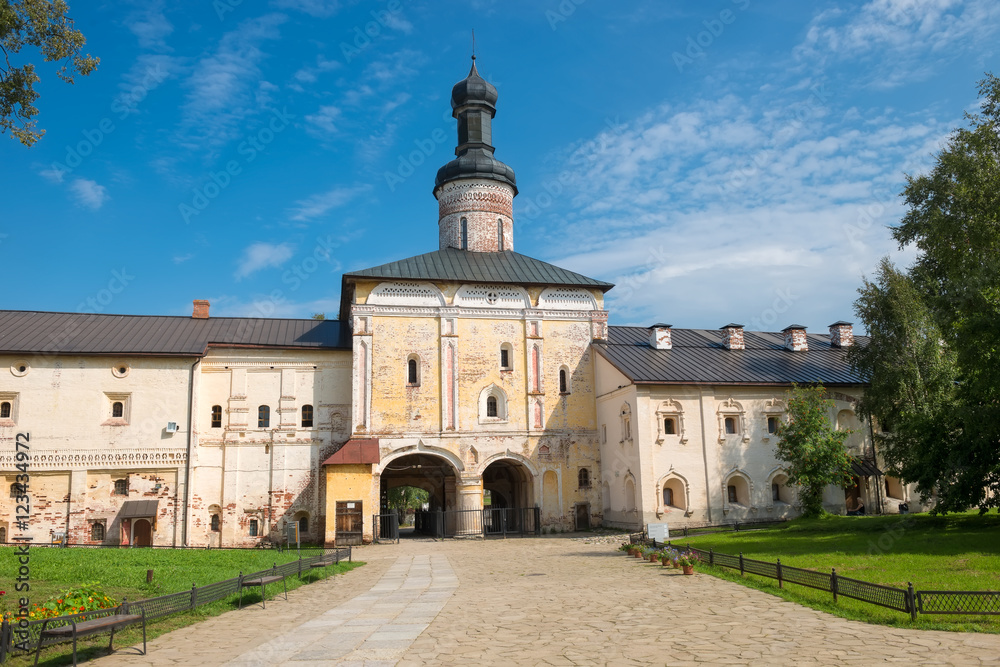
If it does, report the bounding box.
[96,535,1000,666]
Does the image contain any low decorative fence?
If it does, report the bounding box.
[0,546,351,663]
[628,532,1000,620]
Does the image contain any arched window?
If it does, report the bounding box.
[461,217,468,250]
[299,515,308,534]
[211,405,222,428]
[0,401,10,419]
[258,405,270,428]
[114,478,128,496]
[621,403,632,442]
[663,487,674,506]
[578,468,590,488]
[0,526,6,542]
[301,404,314,427]
[10,483,22,498]
[559,368,569,394]
[210,514,220,531]
[112,401,124,418]
[91,522,105,541]
[497,218,504,251]
[487,395,498,417]
[407,357,419,385]
[727,484,738,503]
[664,417,676,435]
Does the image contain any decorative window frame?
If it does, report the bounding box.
[762,397,786,442]
[88,519,107,542]
[0,392,18,426]
[111,362,130,378]
[721,468,755,514]
[619,402,632,444]
[499,342,513,371]
[406,354,421,386]
[656,471,691,516]
[10,361,29,377]
[765,466,794,510]
[655,399,687,444]
[103,392,131,426]
[717,397,748,444]
[478,384,509,424]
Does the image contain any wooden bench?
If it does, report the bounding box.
[34,606,146,667]
[238,572,287,609]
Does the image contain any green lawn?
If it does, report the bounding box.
[669,512,1000,632]
[0,545,365,666]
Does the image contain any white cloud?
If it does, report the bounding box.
[305,105,341,136]
[125,2,173,51]
[271,0,339,17]
[114,54,180,117]
[234,242,295,280]
[173,253,194,264]
[288,184,370,222]
[292,55,341,86]
[179,13,287,148]
[39,167,65,184]
[69,179,109,210]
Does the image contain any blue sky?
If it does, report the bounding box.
[3,0,998,332]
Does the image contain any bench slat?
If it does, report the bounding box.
[41,615,143,637]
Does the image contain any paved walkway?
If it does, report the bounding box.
[95,536,1000,666]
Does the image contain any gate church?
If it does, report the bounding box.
[0,61,912,547]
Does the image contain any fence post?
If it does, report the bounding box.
[907,582,917,621]
[349,545,352,563]
[191,583,197,609]
[831,568,838,602]
[298,556,302,577]
[709,548,714,566]
[739,553,745,576]
[1,617,8,664]
[776,559,783,589]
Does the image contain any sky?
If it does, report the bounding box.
[2,0,998,332]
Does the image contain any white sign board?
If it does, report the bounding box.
[647,522,669,544]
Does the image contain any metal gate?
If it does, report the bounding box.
[484,507,540,537]
[335,500,363,545]
[373,512,399,543]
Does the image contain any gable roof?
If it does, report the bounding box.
[343,248,614,290]
[0,311,351,357]
[595,326,866,386]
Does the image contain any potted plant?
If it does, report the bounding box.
[676,551,701,575]
[648,550,660,563]
[659,548,676,567]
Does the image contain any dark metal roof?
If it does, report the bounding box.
[595,326,867,386]
[343,248,614,290]
[119,500,159,519]
[0,311,351,356]
[322,439,380,465]
[851,458,883,477]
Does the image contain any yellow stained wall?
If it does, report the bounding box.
[323,464,377,545]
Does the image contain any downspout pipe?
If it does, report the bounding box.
[182,358,199,546]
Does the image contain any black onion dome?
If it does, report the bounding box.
[435,151,517,192]
[451,60,498,110]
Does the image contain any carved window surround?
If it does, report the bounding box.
[655,399,687,444]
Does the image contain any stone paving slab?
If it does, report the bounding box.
[94,536,1000,666]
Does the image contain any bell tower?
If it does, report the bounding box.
[433,57,518,252]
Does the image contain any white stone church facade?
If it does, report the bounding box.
[0,62,921,547]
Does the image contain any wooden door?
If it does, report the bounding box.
[335,501,363,545]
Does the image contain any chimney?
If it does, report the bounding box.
[192,300,210,319]
[783,324,808,352]
[721,323,745,350]
[648,323,672,350]
[829,321,854,348]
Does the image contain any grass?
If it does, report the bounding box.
[668,511,1000,632]
[0,545,365,666]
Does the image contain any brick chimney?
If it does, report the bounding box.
[782,324,808,352]
[829,321,854,348]
[648,323,672,350]
[192,300,210,319]
[721,323,745,350]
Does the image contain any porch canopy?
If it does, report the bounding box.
[119,500,159,519]
[850,458,883,477]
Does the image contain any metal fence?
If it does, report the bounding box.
[373,513,400,544]
[410,507,542,539]
[0,546,351,663]
[630,531,999,619]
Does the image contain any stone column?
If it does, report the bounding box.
[456,475,484,512]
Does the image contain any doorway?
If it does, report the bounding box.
[575,503,590,531]
[132,519,152,546]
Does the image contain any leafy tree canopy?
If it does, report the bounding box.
[773,384,853,518]
[1,0,99,147]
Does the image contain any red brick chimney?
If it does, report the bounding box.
[648,323,672,350]
[783,324,808,352]
[829,321,854,347]
[192,300,210,319]
[721,323,745,350]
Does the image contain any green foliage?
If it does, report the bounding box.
[0,0,99,146]
[311,312,326,320]
[29,582,117,620]
[387,485,429,511]
[852,73,1000,513]
[773,384,853,518]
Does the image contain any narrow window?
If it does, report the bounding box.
[461,217,468,250]
[258,405,270,428]
[10,482,22,498]
[301,404,314,427]
[663,487,674,507]
[112,401,124,418]
[559,369,568,394]
[407,358,418,385]
[114,478,129,496]
[249,519,259,537]
[772,483,780,501]
[724,416,736,434]
[497,219,504,251]
[500,347,510,369]
[624,417,631,441]
[727,484,738,503]
[664,418,676,435]
[91,523,105,541]
[487,395,498,417]
[299,516,308,533]
[0,401,10,419]
[767,416,779,434]
[210,514,220,531]
[601,424,607,444]
[578,468,590,488]
[0,526,5,542]
[211,405,222,428]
